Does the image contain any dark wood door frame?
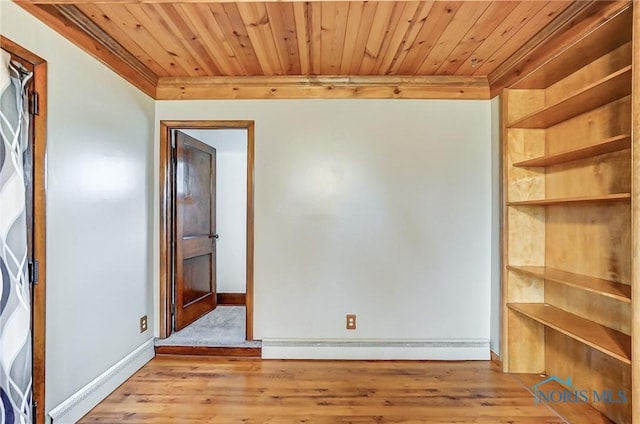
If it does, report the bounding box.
[0,36,47,424]
[159,120,255,340]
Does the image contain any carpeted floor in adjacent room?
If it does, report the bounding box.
[155,306,261,348]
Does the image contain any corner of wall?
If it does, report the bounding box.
[48,340,154,424]
[490,95,502,356]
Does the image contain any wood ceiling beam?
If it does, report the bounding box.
[488,0,632,97]
[15,3,158,97]
[18,0,403,3]
[18,0,536,5]
[156,75,490,100]
[18,0,517,3]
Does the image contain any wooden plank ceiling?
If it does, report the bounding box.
[13,1,628,99]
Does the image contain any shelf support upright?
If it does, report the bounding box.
[630,3,640,422]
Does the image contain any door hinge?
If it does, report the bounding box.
[171,304,176,316]
[170,136,176,149]
[28,259,39,285]
[29,91,39,116]
[170,140,177,164]
[32,400,38,422]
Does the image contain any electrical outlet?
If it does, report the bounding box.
[346,314,356,330]
[140,315,148,333]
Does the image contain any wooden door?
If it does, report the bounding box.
[2,45,40,423]
[174,131,217,331]
[1,36,47,424]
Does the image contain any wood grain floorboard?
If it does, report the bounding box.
[80,358,568,423]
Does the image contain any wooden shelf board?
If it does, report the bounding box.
[507,193,630,206]
[512,7,632,90]
[507,266,631,303]
[507,303,631,364]
[513,134,631,167]
[508,66,631,129]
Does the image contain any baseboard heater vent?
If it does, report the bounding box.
[262,338,490,360]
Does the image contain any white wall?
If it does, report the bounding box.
[156,100,492,356]
[1,1,155,419]
[490,96,501,355]
[183,129,247,294]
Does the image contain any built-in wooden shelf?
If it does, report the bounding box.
[503,5,634,419]
[512,7,632,89]
[507,266,631,303]
[508,66,631,129]
[507,193,630,206]
[507,303,631,364]
[513,135,631,167]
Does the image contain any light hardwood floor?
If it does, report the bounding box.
[80,357,567,423]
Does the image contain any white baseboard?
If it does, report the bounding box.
[48,339,155,424]
[261,339,490,360]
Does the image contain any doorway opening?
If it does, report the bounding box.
[1,36,47,424]
[158,121,256,352]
